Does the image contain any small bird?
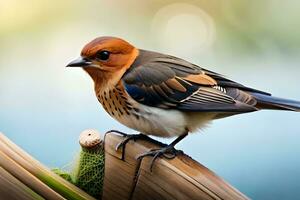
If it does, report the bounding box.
[67,36,300,165]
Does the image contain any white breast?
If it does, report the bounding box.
[117,103,216,138]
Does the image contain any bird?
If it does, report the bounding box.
[67,36,300,167]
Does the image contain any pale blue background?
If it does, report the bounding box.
[1,1,300,199]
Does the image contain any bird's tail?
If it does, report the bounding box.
[251,93,300,111]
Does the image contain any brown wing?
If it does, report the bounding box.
[122,49,260,112]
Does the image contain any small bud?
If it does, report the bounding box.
[79,129,102,148]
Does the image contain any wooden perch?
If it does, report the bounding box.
[0,130,249,200]
[102,131,249,200]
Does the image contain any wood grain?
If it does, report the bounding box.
[102,132,249,200]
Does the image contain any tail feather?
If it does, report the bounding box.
[251,93,300,111]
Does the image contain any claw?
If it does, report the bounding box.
[137,145,181,172]
[115,136,133,160]
[150,151,161,170]
[116,135,138,151]
[115,133,148,160]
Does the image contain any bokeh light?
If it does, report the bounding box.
[151,3,216,57]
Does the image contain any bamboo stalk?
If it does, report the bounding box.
[0,167,44,200]
[0,151,64,199]
[0,133,95,200]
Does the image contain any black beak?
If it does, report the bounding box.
[66,57,91,67]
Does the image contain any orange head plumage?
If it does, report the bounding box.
[67,36,138,90]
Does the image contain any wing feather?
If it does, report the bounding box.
[122,49,260,113]
[165,78,187,92]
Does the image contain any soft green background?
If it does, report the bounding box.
[1,1,300,199]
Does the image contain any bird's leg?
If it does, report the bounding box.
[110,131,150,160]
[137,132,188,172]
[106,130,128,137]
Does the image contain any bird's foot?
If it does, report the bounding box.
[137,145,183,172]
[115,133,149,160]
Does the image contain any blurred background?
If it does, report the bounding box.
[0,0,300,199]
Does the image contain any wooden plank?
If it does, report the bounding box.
[102,132,141,200]
[0,167,44,200]
[133,157,216,200]
[102,132,249,200]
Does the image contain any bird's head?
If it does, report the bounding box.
[67,36,138,88]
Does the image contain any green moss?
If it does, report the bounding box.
[74,146,105,198]
[52,144,105,199]
[51,168,74,183]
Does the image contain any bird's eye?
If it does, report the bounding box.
[96,50,110,61]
